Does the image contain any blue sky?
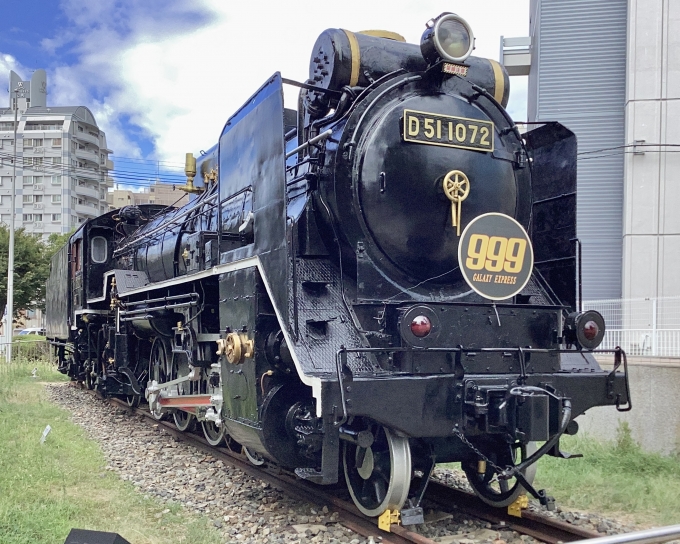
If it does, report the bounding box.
[1,0,529,186]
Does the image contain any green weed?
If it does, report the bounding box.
[535,423,680,525]
[0,360,223,544]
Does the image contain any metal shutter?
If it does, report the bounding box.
[533,0,627,300]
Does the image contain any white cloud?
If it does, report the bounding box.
[44,0,530,163]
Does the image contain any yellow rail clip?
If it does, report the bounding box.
[508,495,529,518]
[378,509,401,532]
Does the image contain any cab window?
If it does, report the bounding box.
[91,236,107,263]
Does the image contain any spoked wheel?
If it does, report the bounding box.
[85,361,96,390]
[462,441,538,507]
[168,349,195,432]
[173,410,195,431]
[148,337,170,420]
[343,425,412,517]
[201,421,225,446]
[243,447,265,466]
[126,393,141,408]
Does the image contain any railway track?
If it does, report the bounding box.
[106,395,602,544]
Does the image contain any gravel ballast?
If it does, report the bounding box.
[46,383,639,544]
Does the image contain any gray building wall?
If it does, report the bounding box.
[623,0,680,303]
[528,0,628,300]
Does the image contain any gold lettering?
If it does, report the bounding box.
[437,119,442,139]
[448,121,453,142]
[423,118,435,138]
[468,124,478,143]
[456,123,466,143]
[480,126,491,146]
[408,115,419,137]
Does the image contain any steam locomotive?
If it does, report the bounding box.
[47,13,631,520]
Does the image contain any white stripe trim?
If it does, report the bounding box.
[118,256,260,297]
[118,255,323,413]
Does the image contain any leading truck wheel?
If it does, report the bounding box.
[343,425,411,517]
[463,441,538,507]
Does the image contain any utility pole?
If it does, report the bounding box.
[6,86,18,362]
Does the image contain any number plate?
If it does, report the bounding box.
[402,109,494,152]
[458,213,533,301]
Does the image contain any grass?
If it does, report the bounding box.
[0,359,224,544]
[5,356,679,535]
[533,423,680,526]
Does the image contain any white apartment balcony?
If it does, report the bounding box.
[75,185,100,199]
[73,131,100,146]
[75,147,100,163]
[105,159,114,170]
[76,203,99,217]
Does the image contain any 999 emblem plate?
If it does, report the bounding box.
[457,213,534,300]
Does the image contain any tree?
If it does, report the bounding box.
[0,226,69,317]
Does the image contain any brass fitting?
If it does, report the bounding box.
[178,153,204,194]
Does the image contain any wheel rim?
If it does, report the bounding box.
[126,394,140,408]
[85,362,95,390]
[463,441,538,507]
[173,410,194,431]
[243,447,265,466]
[343,425,412,517]
[149,338,169,420]
[201,421,225,446]
[167,345,194,431]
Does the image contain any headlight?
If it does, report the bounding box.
[421,13,475,65]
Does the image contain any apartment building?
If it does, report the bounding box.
[108,182,188,210]
[0,69,113,237]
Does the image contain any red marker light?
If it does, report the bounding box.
[410,315,432,337]
[583,320,599,341]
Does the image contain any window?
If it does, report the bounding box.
[51,175,62,185]
[77,125,84,132]
[91,236,107,263]
[34,195,43,203]
[0,122,15,131]
[24,138,43,147]
[1,176,11,185]
[23,195,34,204]
[51,157,61,165]
[0,139,14,148]
[23,214,33,222]
[24,122,63,131]
[33,176,43,184]
[33,214,42,222]
[51,213,61,222]
[51,195,62,204]
[71,197,77,208]
[25,157,43,166]
[23,176,33,186]
[51,138,62,147]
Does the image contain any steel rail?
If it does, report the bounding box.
[425,480,601,544]
[101,394,626,544]
[108,397,430,544]
[570,525,680,544]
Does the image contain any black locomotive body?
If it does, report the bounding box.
[47,14,630,519]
